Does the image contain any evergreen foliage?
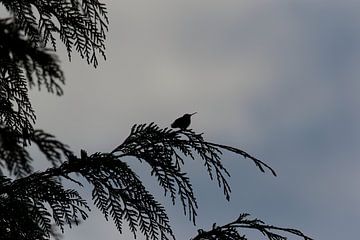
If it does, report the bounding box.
[192,213,313,240]
[0,1,313,240]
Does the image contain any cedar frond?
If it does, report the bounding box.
[0,175,89,240]
[0,18,65,96]
[0,127,72,177]
[112,123,276,223]
[192,213,313,240]
[1,0,108,67]
[0,17,64,142]
[0,150,175,240]
[31,129,72,167]
[0,127,33,177]
[77,151,175,240]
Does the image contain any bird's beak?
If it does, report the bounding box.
[191,112,197,116]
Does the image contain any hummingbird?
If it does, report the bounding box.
[171,112,197,130]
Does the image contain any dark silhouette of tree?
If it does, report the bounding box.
[0,1,313,240]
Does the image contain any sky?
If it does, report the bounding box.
[23,0,360,239]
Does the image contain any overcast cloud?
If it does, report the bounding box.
[25,1,360,239]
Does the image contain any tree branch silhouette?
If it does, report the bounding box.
[192,213,313,240]
[0,123,311,240]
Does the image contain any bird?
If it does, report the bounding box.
[171,112,197,130]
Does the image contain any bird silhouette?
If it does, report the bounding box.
[171,112,197,130]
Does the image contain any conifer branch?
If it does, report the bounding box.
[0,127,72,177]
[1,0,109,67]
[0,17,64,141]
[0,123,279,240]
[0,18,65,95]
[0,150,175,240]
[111,123,276,225]
[192,213,313,240]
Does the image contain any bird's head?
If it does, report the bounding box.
[184,112,197,118]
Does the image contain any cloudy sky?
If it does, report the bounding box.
[27,1,360,239]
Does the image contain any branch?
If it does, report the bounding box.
[201,141,277,176]
[0,150,175,240]
[0,18,65,96]
[1,0,109,67]
[0,123,286,240]
[192,213,313,240]
[111,123,276,225]
[0,127,71,177]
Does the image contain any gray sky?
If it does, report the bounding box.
[28,1,360,239]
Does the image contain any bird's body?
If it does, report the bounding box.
[171,112,197,130]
